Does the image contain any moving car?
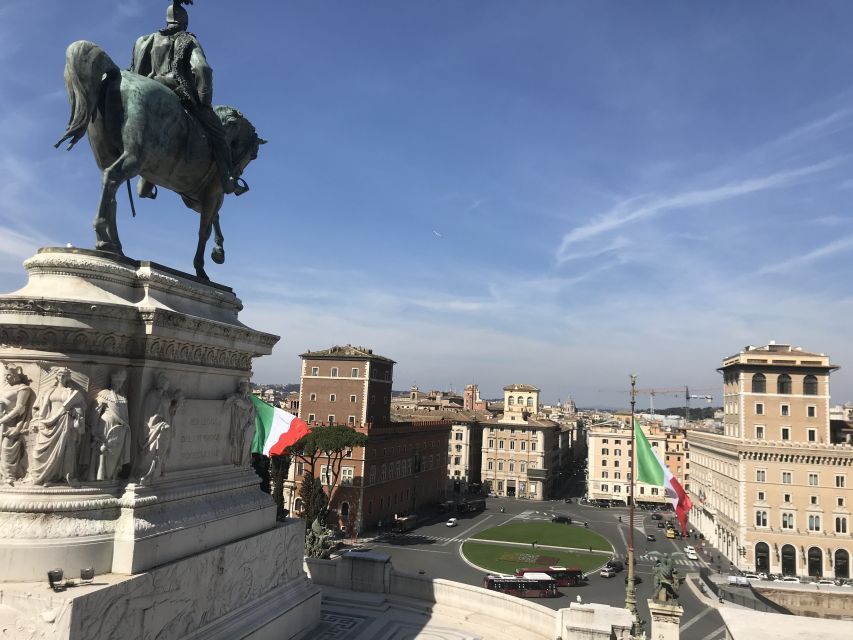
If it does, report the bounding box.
[684,545,695,554]
[773,576,801,583]
[551,515,572,525]
[605,560,624,572]
[814,579,836,585]
[685,550,698,561]
[665,528,677,539]
[651,513,663,520]
[742,573,762,582]
[626,575,643,585]
[646,534,656,542]
[657,522,666,529]
[599,567,616,578]
[446,518,458,527]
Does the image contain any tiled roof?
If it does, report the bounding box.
[301,344,395,363]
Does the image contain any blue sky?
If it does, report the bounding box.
[3,1,853,408]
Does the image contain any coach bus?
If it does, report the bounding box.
[482,573,559,598]
[514,565,584,586]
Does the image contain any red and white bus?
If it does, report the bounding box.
[482,573,559,598]
[514,565,584,587]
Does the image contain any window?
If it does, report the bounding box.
[755,403,764,415]
[520,462,526,472]
[520,441,526,450]
[488,439,494,448]
[838,497,845,507]
[328,415,335,425]
[309,393,317,401]
[531,442,537,451]
[454,456,460,465]
[526,397,533,407]
[836,517,848,534]
[752,373,766,393]
[808,473,818,486]
[499,440,504,449]
[510,441,515,450]
[810,496,818,505]
[331,367,338,377]
[836,475,846,488]
[329,394,336,402]
[602,448,609,455]
[777,374,792,394]
[755,426,765,439]
[756,470,766,482]
[507,397,514,405]
[757,491,765,501]
[516,396,523,405]
[488,461,493,470]
[803,375,818,395]
[755,511,768,527]
[781,405,790,417]
[509,463,514,472]
[311,366,319,375]
[782,471,792,484]
[308,413,316,423]
[351,367,359,377]
[651,487,659,495]
[808,515,821,532]
[601,471,608,478]
[781,427,790,440]
[807,405,816,418]
[601,484,609,492]
[614,485,622,493]
[341,467,354,485]
[807,429,816,443]
[783,493,791,503]
[614,471,621,479]
[614,460,620,468]
[350,395,357,403]
[498,462,504,471]
[319,465,332,485]
[781,513,794,529]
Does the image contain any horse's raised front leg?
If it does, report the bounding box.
[94,152,140,255]
[211,213,225,265]
[194,195,223,280]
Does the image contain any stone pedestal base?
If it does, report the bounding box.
[647,599,684,640]
[0,519,321,640]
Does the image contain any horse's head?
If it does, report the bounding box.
[215,106,266,179]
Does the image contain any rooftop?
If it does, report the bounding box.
[300,344,395,364]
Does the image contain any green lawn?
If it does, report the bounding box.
[470,521,612,551]
[462,541,606,575]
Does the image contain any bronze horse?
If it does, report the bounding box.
[56,40,265,280]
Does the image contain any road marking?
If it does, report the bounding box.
[679,606,714,633]
[694,624,726,640]
[444,514,493,546]
[373,545,452,555]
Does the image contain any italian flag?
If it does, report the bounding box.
[250,395,310,456]
[634,418,693,535]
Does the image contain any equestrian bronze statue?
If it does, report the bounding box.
[55,2,265,280]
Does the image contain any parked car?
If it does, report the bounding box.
[773,576,801,583]
[600,567,616,578]
[446,518,458,527]
[646,534,656,542]
[814,579,836,586]
[727,575,749,587]
[551,515,572,525]
[742,573,762,582]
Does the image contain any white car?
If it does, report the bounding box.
[743,573,762,582]
[446,518,458,527]
[814,579,835,586]
[773,576,801,583]
[685,550,699,561]
[600,567,616,578]
[683,545,695,554]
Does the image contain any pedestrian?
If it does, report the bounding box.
[576,594,582,604]
[532,540,537,550]
[589,546,593,553]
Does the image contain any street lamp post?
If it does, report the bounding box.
[625,374,642,637]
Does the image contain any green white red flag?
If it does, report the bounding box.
[250,395,310,456]
[633,418,693,535]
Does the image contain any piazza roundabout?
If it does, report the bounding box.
[460,520,614,575]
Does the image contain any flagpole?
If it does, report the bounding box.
[625,373,642,637]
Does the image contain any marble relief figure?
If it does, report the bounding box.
[86,370,131,481]
[29,367,87,486]
[0,365,36,484]
[138,373,183,485]
[224,379,256,466]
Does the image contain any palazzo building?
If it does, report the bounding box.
[687,342,851,579]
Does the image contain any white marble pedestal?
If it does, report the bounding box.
[647,599,684,640]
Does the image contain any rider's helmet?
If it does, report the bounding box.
[165,2,189,31]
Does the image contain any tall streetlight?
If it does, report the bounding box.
[625,374,642,636]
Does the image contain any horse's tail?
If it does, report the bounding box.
[54,40,120,151]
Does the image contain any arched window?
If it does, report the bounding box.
[526,397,533,407]
[294,498,303,513]
[752,373,766,393]
[340,502,350,517]
[516,396,523,405]
[835,549,850,579]
[507,396,514,405]
[803,375,818,395]
[777,374,792,394]
[755,542,770,573]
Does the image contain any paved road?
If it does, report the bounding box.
[361,497,726,640]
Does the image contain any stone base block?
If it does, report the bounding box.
[0,519,320,640]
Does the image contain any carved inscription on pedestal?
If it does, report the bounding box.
[167,399,229,471]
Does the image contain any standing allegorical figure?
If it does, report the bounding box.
[0,365,36,485]
[87,370,131,481]
[224,379,256,466]
[137,373,183,485]
[129,0,244,197]
[29,367,87,486]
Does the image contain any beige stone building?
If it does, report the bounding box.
[688,342,852,579]
[480,384,562,500]
[586,420,687,507]
[447,420,484,493]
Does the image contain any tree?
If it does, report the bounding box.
[298,471,328,525]
[290,425,367,508]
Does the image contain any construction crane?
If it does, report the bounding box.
[636,386,715,419]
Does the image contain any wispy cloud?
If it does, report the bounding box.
[555,158,845,263]
[756,235,853,275]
